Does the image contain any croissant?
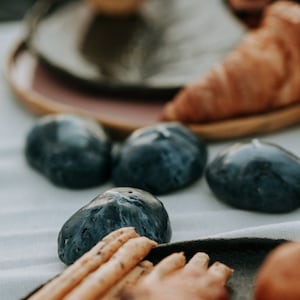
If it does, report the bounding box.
[161,1,300,124]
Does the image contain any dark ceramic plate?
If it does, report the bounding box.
[9,42,300,141]
[21,237,286,300]
[25,0,246,98]
[0,0,37,21]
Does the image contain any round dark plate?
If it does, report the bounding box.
[21,237,286,300]
[8,41,300,141]
[25,0,246,98]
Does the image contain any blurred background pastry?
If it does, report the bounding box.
[229,0,272,12]
[84,0,144,15]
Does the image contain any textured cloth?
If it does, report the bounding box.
[2,22,300,300]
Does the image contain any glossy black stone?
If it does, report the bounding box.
[25,114,112,188]
[205,139,300,213]
[57,187,172,265]
[112,123,208,195]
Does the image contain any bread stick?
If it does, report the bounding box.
[207,262,234,286]
[64,236,157,300]
[142,252,186,284]
[120,252,233,300]
[183,252,209,275]
[101,260,153,300]
[28,227,138,300]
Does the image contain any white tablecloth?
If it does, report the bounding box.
[2,21,300,300]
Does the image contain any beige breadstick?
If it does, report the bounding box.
[142,252,186,285]
[64,236,157,300]
[101,260,153,300]
[207,261,234,285]
[120,252,233,300]
[28,227,138,300]
[183,252,209,275]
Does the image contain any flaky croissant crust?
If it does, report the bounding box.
[161,1,300,124]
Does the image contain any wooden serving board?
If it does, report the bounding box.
[7,41,300,141]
